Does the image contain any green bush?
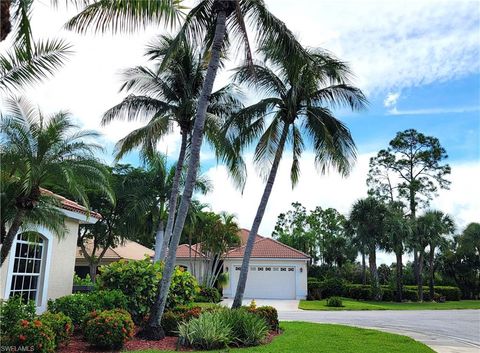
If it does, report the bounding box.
[178,311,232,350]
[248,306,279,331]
[326,296,343,307]
[195,286,221,303]
[307,278,322,300]
[8,319,56,353]
[320,278,346,298]
[402,289,419,302]
[73,273,93,286]
[403,286,461,301]
[83,309,135,349]
[161,306,203,336]
[178,309,268,349]
[88,289,129,310]
[96,258,198,323]
[0,296,36,338]
[39,311,74,346]
[381,287,395,302]
[346,284,372,300]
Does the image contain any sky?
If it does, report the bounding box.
[1,0,479,264]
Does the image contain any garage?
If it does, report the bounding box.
[231,265,297,299]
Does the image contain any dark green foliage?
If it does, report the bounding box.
[195,286,221,303]
[0,296,36,337]
[307,278,323,300]
[249,306,279,331]
[39,311,74,346]
[326,297,343,307]
[161,311,182,336]
[346,284,372,300]
[320,278,346,298]
[404,286,461,301]
[47,290,129,325]
[402,290,419,302]
[83,309,135,349]
[8,319,56,353]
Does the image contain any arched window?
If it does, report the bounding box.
[9,232,46,304]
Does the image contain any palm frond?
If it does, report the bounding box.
[311,84,368,111]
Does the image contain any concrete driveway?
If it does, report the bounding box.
[221,299,480,353]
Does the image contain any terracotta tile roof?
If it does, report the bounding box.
[176,244,204,258]
[237,228,264,245]
[41,188,102,219]
[76,239,154,260]
[225,230,310,259]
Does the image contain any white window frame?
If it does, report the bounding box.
[4,226,53,313]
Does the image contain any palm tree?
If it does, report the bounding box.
[0,97,112,266]
[384,202,412,301]
[350,198,387,301]
[229,46,367,308]
[102,35,243,262]
[417,210,454,301]
[0,0,72,92]
[67,0,307,339]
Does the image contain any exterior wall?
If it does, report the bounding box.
[222,258,308,300]
[175,258,207,283]
[0,218,80,312]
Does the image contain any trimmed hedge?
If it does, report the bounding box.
[404,286,461,301]
[83,309,135,349]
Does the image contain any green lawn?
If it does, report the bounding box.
[299,298,480,311]
[130,322,433,353]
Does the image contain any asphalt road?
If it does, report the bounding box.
[279,309,480,353]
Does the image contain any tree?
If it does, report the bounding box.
[0,97,112,266]
[416,210,454,301]
[0,0,72,92]
[349,197,388,301]
[102,35,242,262]
[383,203,412,301]
[230,46,366,308]
[67,0,308,339]
[367,129,451,292]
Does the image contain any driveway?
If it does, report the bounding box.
[221,299,480,353]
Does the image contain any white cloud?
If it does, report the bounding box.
[384,92,401,108]
[388,106,480,116]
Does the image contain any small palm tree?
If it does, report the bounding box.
[0,0,72,92]
[0,97,113,266]
[229,47,367,308]
[416,210,455,301]
[349,197,388,301]
[102,35,243,262]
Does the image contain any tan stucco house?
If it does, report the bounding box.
[176,229,309,300]
[0,190,101,312]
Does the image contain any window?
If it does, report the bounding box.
[288,267,295,272]
[280,267,287,271]
[272,267,279,271]
[250,266,256,271]
[257,267,264,271]
[9,233,45,304]
[265,267,271,271]
[235,266,241,271]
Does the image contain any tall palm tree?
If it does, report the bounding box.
[0,0,72,92]
[67,0,307,339]
[102,35,243,262]
[417,210,454,301]
[384,202,412,301]
[349,197,387,301]
[0,97,113,266]
[229,47,367,308]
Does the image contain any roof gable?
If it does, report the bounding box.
[225,236,310,259]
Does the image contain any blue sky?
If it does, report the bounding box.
[1,0,479,263]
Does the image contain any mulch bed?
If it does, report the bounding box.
[59,329,281,353]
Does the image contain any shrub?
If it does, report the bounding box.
[178,311,232,350]
[161,311,181,336]
[195,286,221,303]
[48,293,94,325]
[402,289,419,302]
[221,309,269,346]
[403,286,461,301]
[73,274,93,286]
[320,278,346,298]
[83,309,135,349]
[96,258,198,322]
[88,289,128,311]
[346,284,372,300]
[248,306,279,331]
[0,296,36,338]
[307,278,322,300]
[8,319,56,353]
[39,311,73,346]
[381,288,395,302]
[326,297,343,307]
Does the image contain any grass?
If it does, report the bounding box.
[299,298,480,311]
[130,322,434,353]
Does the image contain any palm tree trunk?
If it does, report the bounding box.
[418,251,424,301]
[139,4,232,340]
[153,220,165,262]
[369,247,381,301]
[1,208,26,267]
[159,131,188,262]
[232,123,290,309]
[361,251,366,285]
[395,251,403,302]
[429,245,435,300]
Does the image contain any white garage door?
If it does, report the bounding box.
[232,265,296,299]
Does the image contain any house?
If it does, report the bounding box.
[176,229,309,300]
[75,239,154,277]
[0,190,101,312]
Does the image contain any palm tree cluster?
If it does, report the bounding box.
[1,0,367,340]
